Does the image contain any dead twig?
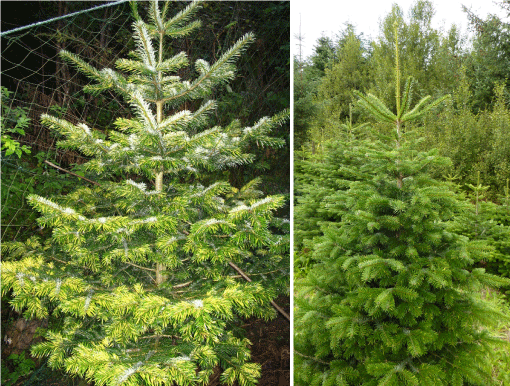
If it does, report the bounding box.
[228,261,290,322]
[44,160,101,186]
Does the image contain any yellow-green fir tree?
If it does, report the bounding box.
[1,2,289,385]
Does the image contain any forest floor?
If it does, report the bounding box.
[1,296,290,386]
[242,295,290,386]
[209,295,290,386]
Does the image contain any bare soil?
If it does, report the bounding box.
[244,296,290,386]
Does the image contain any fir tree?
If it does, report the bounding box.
[449,175,510,297]
[294,23,510,386]
[1,2,289,385]
[294,105,371,274]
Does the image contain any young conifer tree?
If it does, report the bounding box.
[449,175,510,294]
[294,105,371,274]
[1,2,289,385]
[294,23,510,386]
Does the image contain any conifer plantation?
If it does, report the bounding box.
[294,24,510,386]
[1,1,289,385]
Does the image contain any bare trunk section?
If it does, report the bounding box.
[155,100,166,286]
[396,119,403,189]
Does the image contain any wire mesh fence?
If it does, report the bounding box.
[1,1,290,244]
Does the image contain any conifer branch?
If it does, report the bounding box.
[230,269,282,279]
[160,32,255,105]
[161,0,203,36]
[139,334,178,340]
[49,255,70,265]
[173,281,192,289]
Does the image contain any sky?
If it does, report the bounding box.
[291,0,509,60]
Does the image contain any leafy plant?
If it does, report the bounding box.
[420,77,510,197]
[1,352,36,386]
[1,86,32,158]
[1,151,79,243]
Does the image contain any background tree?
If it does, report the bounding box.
[463,2,510,112]
[310,36,335,75]
[293,33,338,153]
[310,26,370,148]
[369,0,462,111]
[294,57,320,151]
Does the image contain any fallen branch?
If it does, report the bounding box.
[44,160,101,186]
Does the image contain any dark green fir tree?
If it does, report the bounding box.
[294,24,510,386]
[449,175,510,296]
[1,2,289,385]
[294,105,372,274]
